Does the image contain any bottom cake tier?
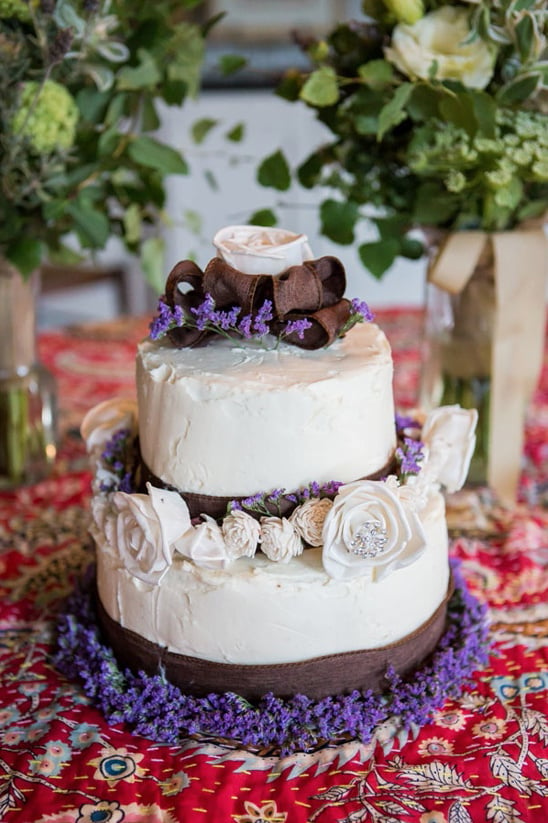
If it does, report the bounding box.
[95,488,450,699]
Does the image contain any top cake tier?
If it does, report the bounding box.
[137,320,396,497]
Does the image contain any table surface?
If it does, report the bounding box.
[1,309,547,823]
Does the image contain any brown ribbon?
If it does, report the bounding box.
[164,255,352,350]
[97,575,454,700]
[139,454,397,521]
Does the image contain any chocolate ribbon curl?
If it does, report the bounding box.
[164,255,352,350]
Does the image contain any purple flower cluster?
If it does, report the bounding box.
[228,480,344,517]
[149,301,184,341]
[54,559,489,756]
[395,413,422,433]
[149,295,275,343]
[283,318,313,340]
[396,436,425,477]
[350,297,374,323]
[99,429,134,493]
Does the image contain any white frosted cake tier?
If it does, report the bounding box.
[96,489,448,666]
[136,322,396,497]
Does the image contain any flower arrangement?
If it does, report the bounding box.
[149,292,373,349]
[257,0,548,277]
[0,0,214,283]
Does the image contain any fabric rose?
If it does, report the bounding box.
[419,405,478,492]
[384,7,496,90]
[260,517,303,563]
[290,498,333,546]
[213,225,313,276]
[322,480,427,581]
[81,398,138,454]
[222,509,261,559]
[174,515,230,570]
[110,483,191,585]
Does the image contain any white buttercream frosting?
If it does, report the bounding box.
[137,322,396,496]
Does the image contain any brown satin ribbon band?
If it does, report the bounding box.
[163,255,352,351]
[97,574,454,701]
[139,454,398,522]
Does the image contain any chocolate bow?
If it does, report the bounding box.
[164,256,352,350]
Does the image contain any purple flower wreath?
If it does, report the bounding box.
[54,560,489,756]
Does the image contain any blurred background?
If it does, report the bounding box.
[39,0,426,329]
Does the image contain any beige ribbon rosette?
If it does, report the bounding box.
[427,226,547,503]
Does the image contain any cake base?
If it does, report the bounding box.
[55,560,489,756]
[96,578,454,700]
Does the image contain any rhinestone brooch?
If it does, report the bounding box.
[348,520,388,558]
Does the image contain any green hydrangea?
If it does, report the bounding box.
[0,0,33,21]
[11,80,79,153]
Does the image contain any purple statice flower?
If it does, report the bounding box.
[237,314,253,339]
[54,557,490,756]
[213,305,241,330]
[190,293,216,330]
[252,300,274,336]
[320,480,344,497]
[99,428,135,492]
[350,297,374,322]
[283,318,313,340]
[149,299,184,340]
[395,413,421,432]
[396,437,425,476]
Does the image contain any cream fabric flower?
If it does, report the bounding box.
[213,225,313,276]
[290,498,333,546]
[322,480,427,581]
[419,405,478,492]
[260,517,303,563]
[111,483,191,585]
[384,7,495,89]
[174,515,230,570]
[81,398,138,454]
[222,509,261,559]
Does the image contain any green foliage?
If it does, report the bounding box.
[257,150,291,191]
[258,0,548,278]
[0,0,214,282]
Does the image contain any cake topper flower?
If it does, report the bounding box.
[322,479,427,581]
[213,225,313,276]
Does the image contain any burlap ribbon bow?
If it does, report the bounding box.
[164,255,352,350]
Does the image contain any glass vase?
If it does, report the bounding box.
[419,241,495,486]
[0,258,57,489]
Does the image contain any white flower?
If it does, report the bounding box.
[81,398,138,454]
[290,498,333,546]
[322,480,427,581]
[213,225,313,276]
[260,517,303,563]
[110,483,191,585]
[222,509,261,559]
[384,7,496,89]
[174,515,230,570]
[420,405,478,492]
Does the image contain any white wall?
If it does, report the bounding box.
[158,88,427,307]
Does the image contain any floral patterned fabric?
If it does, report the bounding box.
[1,309,547,823]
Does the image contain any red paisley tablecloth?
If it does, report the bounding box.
[1,309,547,823]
